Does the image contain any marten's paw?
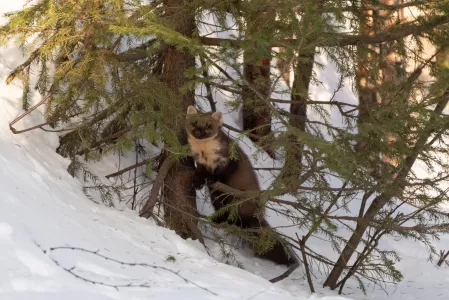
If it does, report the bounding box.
[193,173,206,189]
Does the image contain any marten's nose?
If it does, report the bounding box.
[193,129,205,139]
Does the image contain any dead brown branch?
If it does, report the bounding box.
[269,262,300,283]
[9,92,55,134]
[297,233,315,293]
[139,156,175,218]
[105,155,160,179]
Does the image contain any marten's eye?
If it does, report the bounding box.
[205,123,211,129]
[192,121,198,127]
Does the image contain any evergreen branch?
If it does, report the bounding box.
[396,223,449,232]
[198,0,438,14]
[271,99,358,108]
[77,127,132,156]
[97,48,149,62]
[284,211,434,291]
[390,48,442,101]
[212,180,363,198]
[132,142,140,210]
[96,39,160,62]
[6,48,40,85]
[202,56,243,88]
[340,0,441,12]
[253,167,281,171]
[335,206,405,294]
[208,82,242,94]
[10,120,52,134]
[271,196,449,234]
[222,123,262,140]
[200,15,449,48]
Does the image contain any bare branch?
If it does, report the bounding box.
[139,156,175,218]
[105,155,160,179]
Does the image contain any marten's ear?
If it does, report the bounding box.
[211,112,223,126]
[187,106,197,115]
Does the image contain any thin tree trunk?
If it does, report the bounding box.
[355,3,379,176]
[326,0,406,288]
[286,49,314,167]
[242,12,274,157]
[283,6,319,176]
[378,0,405,171]
[324,86,449,289]
[356,0,405,177]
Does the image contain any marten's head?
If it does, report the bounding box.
[186,106,223,140]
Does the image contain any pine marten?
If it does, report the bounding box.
[185,106,297,266]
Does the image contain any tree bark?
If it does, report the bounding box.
[242,11,274,157]
[282,5,320,177]
[159,0,199,240]
[286,47,314,169]
[378,0,405,170]
[354,2,379,176]
[163,156,204,244]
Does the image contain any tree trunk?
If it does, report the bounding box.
[324,77,449,290]
[283,7,319,177]
[378,0,405,171]
[356,0,405,177]
[160,0,199,240]
[354,3,379,176]
[325,0,406,287]
[285,49,314,170]
[163,156,204,243]
[242,12,273,157]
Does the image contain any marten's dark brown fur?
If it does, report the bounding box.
[186,106,297,266]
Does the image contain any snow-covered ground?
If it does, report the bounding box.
[2,2,449,300]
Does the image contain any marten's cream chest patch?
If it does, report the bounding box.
[188,135,228,171]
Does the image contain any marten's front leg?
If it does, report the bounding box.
[193,163,210,189]
[213,159,238,183]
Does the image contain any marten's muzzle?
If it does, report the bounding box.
[193,128,206,139]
